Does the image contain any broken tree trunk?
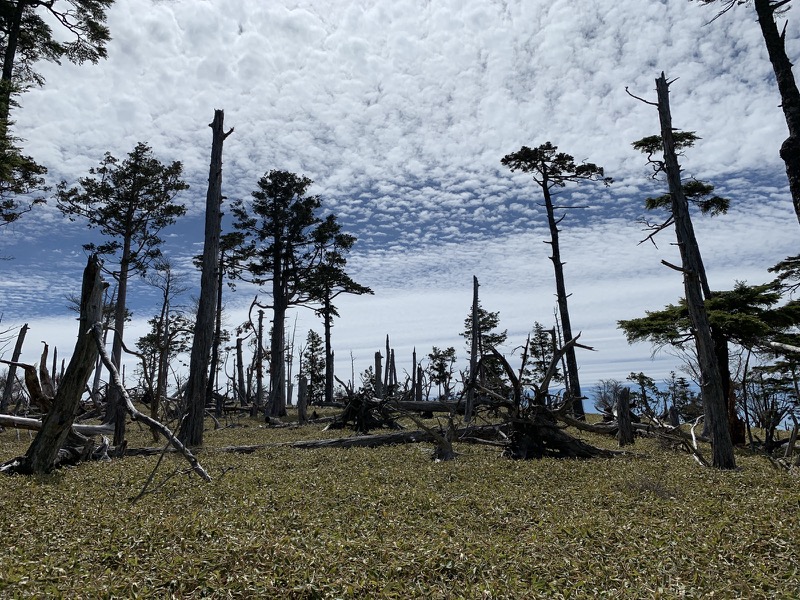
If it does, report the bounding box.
[180,108,233,447]
[2,255,103,475]
[0,323,27,413]
[465,275,479,423]
[617,387,634,447]
[0,414,113,437]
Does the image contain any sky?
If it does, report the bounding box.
[0,0,798,401]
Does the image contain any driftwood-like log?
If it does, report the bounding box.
[0,414,114,437]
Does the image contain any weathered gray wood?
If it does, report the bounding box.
[297,376,308,424]
[655,73,735,469]
[0,414,113,436]
[616,387,634,447]
[465,275,479,422]
[91,323,211,482]
[0,323,27,413]
[180,109,233,447]
[14,255,103,474]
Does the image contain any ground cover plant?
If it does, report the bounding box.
[0,413,798,599]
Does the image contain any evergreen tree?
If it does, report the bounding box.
[231,170,334,417]
[300,330,325,405]
[427,346,456,400]
[55,142,188,444]
[502,143,611,418]
[461,302,509,397]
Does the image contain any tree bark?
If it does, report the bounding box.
[616,387,635,447]
[105,235,131,446]
[0,323,28,413]
[15,255,103,475]
[465,276,479,423]
[754,0,800,224]
[542,182,585,419]
[656,73,735,469]
[180,109,231,446]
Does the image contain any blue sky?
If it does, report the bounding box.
[0,0,798,396]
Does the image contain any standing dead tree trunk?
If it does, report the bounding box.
[655,73,735,469]
[2,256,103,475]
[0,323,27,413]
[465,276,479,423]
[180,109,233,447]
[616,387,635,447]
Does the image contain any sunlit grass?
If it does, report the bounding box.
[0,411,798,598]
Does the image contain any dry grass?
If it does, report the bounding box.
[0,411,798,599]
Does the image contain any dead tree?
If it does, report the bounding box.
[1,256,103,475]
[180,109,233,447]
[464,276,479,422]
[0,323,28,413]
[616,387,635,447]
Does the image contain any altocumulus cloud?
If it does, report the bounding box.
[0,0,797,392]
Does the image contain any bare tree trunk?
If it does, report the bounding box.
[465,276,479,423]
[542,183,584,419]
[180,109,232,446]
[236,337,247,406]
[753,0,800,224]
[209,250,225,417]
[374,351,383,398]
[254,309,264,415]
[616,387,634,447]
[656,73,735,469]
[298,376,308,424]
[16,256,103,474]
[0,323,27,413]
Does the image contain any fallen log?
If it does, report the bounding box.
[0,414,113,437]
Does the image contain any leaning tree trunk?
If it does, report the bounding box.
[542,182,585,419]
[754,0,800,225]
[180,109,232,446]
[656,73,735,469]
[0,322,27,413]
[106,242,132,446]
[16,255,103,475]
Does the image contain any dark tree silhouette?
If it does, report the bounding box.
[694,0,800,223]
[231,170,331,417]
[502,143,612,419]
[56,142,187,445]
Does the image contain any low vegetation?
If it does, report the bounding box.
[0,412,797,599]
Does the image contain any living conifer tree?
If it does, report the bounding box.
[231,170,334,417]
[502,143,612,418]
[302,216,373,404]
[56,142,187,444]
[0,1,113,232]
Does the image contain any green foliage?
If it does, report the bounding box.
[55,142,188,273]
[618,281,800,351]
[0,129,46,229]
[0,418,798,598]
[230,170,323,287]
[0,0,113,87]
[427,346,456,400]
[500,141,613,188]
[300,330,325,404]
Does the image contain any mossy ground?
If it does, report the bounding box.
[0,411,798,599]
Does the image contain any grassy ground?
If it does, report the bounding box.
[0,411,798,599]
